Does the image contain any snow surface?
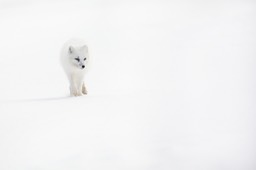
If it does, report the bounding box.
[0,0,255,170]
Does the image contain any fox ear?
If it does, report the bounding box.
[69,46,75,54]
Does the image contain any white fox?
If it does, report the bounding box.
[60,39,90,96]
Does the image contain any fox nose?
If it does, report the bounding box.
[82,65,85,69]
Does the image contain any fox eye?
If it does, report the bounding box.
[75,57,80,62]
[84,58,86,61]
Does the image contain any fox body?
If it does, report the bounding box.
[60,39,90,96]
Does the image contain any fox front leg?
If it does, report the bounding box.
[76,80,85,96]
[69,75,81,96]
[70,83,78,96]
[82,82,87,95]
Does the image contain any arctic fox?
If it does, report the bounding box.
[60,39,90,96]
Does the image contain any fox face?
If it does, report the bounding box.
[68,45,89,69]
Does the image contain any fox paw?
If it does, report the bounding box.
[82,89,87,95]
[82,85,87,95]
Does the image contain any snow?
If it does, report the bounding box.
[0,0,255,170]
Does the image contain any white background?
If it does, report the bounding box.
[0,0,255,169]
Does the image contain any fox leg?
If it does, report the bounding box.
[76,78,84,96]
[69,74,80,96]
[70,83,78,96]
[82,82,87,95]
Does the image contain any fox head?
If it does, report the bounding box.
[68,45,89,69]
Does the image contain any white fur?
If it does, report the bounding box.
[60,38,90,96]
